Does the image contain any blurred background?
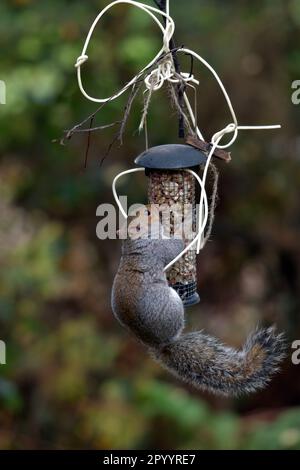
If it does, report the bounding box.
[0,0,300,450]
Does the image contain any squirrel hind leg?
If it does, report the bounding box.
[132,287,185,347]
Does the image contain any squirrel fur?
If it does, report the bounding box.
[111,206,285,396]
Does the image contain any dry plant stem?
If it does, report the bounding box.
[153,0,185,137]
[100,82,144,166]
[59,47,179,145]
[60,99,113,145]
[118,81,143,145]
[84,116,94,168]
[100,134,120,167]
[139,88,153,133]
[168,83,194,137]
[203,163,219,246]
[59,49,183,166]
[71,122,120,134]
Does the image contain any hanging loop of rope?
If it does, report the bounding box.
[75,0,175,104]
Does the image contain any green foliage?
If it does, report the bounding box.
[245,409,300,450]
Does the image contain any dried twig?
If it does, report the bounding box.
[118,81,143,145]
[84,116,94,168]
[203,163,219,246]
[168,81,194,136]
[70,122,120,134]
[186,135,232,163]
[56,48,181,151]
[153,0,185,137]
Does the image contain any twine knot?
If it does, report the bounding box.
[75,54,88,68]
[144,59,174,91]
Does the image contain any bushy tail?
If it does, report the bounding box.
[151,327,286,396]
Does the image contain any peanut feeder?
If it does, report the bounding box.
[135,144,207,307]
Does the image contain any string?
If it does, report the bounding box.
[75,1,175,103]
[112,168,145,219]
[75,0,281,266]
[163,168,209,272]
[111,167,209,272]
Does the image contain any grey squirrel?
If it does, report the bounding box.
[111,206,285,396]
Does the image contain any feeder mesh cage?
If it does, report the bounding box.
[148,170,198,304]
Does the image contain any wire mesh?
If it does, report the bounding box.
[148,170,199,305]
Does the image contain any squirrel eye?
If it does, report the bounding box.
[136,224,141,232]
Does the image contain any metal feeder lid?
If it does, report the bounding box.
[134,144,207,170]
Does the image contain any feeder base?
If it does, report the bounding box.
[171,282,200,307]
[182,291,200,307]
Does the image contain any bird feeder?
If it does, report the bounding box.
[135,144,207,307]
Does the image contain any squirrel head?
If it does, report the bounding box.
[118,204,185,264]
[117,203,194,241]
[117,204,162,240]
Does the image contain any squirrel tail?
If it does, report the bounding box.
[151,326,286,396]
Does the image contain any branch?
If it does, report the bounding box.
[153,0,185,138]
[153,0,166,9]
[56,47,180,147]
